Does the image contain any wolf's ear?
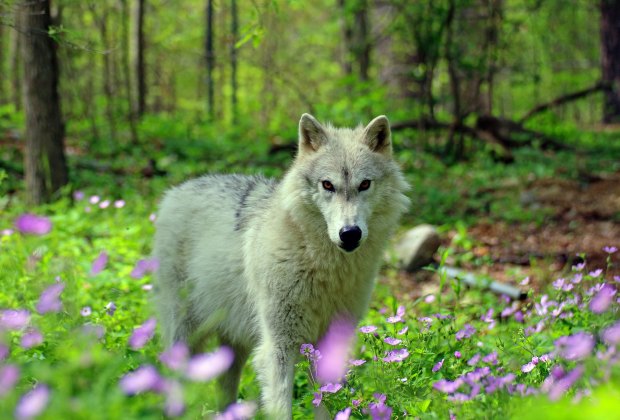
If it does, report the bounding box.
[363,115,392,155]
[299,113,327,154]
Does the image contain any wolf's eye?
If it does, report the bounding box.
[359,180,371,191]
[322,180,335,192]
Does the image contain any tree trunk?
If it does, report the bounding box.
[352,0,370,81]
[134,0,146,116]
[230,0,238,123]
[121,0,139,145]
[338,0,353,77]
[601,0,620,123]
[205,0,215,120]
[0,10,4,105]
[9,21,21,111]
[18,0,68,204]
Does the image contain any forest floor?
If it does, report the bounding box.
[394,170,620,299]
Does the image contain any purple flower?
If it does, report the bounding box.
[20,329,43,349]
[455,324,476,341]
[119,365,163,395]
[14,214,52,235]
[215,401,257,420]
[160,342,189,371]
[448,392,471,402]
[383,337,401,345]
[105,301,117,316]
[425,294,436,303]
[349,359,366,366]
[482,351,498,365]
[589,269,603,278]
[90,251,108,276]
[571,273,583,284]
[382,348,409,362]
[0,364,19,396]
[114,200,126,209]
[601,321,620,346]
[520,277,530,286]
[366,395,392,420]
[397,326,408,335]
[185,347,234,381]
[547,365,584,401]
[316,316,356,384]
[312,392,322,407]
[89,195,100,204]
[163,380,184,417]
[386,316,402,323]
[99,200,110,209]
[454,351,461,359]
[129,318,157,350]
[554,332,594,361]
[335,407,352,420]
[73,190,85,201]
[319,383,342,393]
[300,343,315,356]
[521,362,536,373]
[15,384,50,419]
[130,258,160,279]
[433,378,463,393]
[359,325,377,334]
[590,284,616,313]
[36,282,65,314]
[0,309,31,330]
[573,262,586,271]
[81,307,92,317]
[467,353,481,366]
[432,358,444,372]
[603,246,618,254]
[0,343,7,361]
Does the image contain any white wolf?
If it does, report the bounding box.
[153,114,409,417]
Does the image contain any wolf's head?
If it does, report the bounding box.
[285,113,408,253]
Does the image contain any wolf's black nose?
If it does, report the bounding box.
[339,226,362,252]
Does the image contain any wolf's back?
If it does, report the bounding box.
[152,174,277,346]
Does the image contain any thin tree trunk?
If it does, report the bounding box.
[0,11,4,105]
[353,0,370,81]
[90,5,117,142]
[230,0,238,123]
[601,0,620,123]
[9,22,21,111]
[134,0,146,116]
[205,0,215,120]
[120,0,139,145]
[444,0,463,159]
[19,0,68,204]
[338,0,353,77]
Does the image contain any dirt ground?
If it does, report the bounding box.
[392,171,620,299]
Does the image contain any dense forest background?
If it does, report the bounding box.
[1,0,619,203]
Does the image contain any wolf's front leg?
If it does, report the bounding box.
[254,336,296,419]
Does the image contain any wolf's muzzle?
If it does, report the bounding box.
[339,226,362,252]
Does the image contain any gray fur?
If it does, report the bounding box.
[152,114,409,418]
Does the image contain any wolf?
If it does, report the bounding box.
[152,114,409,418]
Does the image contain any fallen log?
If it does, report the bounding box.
[518,81,610,124]
[438,266,528,300]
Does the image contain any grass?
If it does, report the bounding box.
[0,188,618,419]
